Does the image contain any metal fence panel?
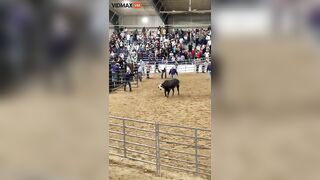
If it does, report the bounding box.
[109,116,211,178]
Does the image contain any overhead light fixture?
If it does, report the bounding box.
[142,17,149,24]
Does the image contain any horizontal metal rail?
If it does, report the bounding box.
[198,162,211,167]
[160,147,210,158]
[109,145,124,150]
[111,116,211,132]
[109,152,156,166]
[161,153,210,167]
[126,133,155,141]
[160,139,210,150]
[159,131,211,141]
[109,152,124,158]
[160,156,196,165]
[110,138,155,149]
[160,147,195,156]
[110,123,122,127]
[198,166,211,173]
[159,131,194,139]
[110,130,155,141]
[125,125,155,133]
[126,148,156,157]
[160,164,211,176]
[198,137,212,141]
[126,141,156,149]
[160,123,211,132]
[110,116,155,125]
[110,138,123,143]
[159,139,195,147]
[126,156,156,165]
[109,130,123,135]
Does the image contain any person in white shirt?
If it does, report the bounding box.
[110,51,115,58]
[205,49,210,57]
[181,54,185,63]
[169,52,173,60]
[120,53,124,60]
[171,55,175,62]
[137,64,143,82]
[179,38,184,44]
[140,59,145,75]
[126,33,130,44]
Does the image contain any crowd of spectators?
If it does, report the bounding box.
[109,26,212,90]
[109,26,211,65]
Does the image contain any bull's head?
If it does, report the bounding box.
[158,84,164,91]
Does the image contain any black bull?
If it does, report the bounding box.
[158,79,180,97]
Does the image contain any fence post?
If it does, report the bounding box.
[194,129,199,174]
[123,119,127,158]
[155,122,160,176]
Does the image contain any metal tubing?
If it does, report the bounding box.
[125,125,155,133]
[126,148,156,157]
[195,129,199,174]
[123,119,127,158]
[155,123,160,176]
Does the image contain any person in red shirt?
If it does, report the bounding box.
[191,49,196,59]
[195,50,202,59]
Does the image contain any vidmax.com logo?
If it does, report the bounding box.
[112,2,142,9]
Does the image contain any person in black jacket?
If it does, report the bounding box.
[169,67,178,79]
[123,70,132,92]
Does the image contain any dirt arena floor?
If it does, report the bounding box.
[109,156,205,180]
[109,73,211,128]
[109,73,211,179]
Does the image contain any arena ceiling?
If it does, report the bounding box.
[109,0,211,16]
[161,0,211,11]
[109,0,211,24]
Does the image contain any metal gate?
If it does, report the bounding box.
[109,116,211,178]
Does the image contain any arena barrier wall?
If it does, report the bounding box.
[109,115,211,178]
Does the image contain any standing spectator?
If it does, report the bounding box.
[161,60,167,79]
[154,60,161,73]
[111,63,119,87]
[169,66,178,79]
[202,61,206,73]
[137,64,143,82]
[123,70,132,91]
[181,54,185,63]
[195,58,201,73]
[140,59,145,75]
[207,61,212,79]
[146,63,151,79]
[174,58,179,70]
